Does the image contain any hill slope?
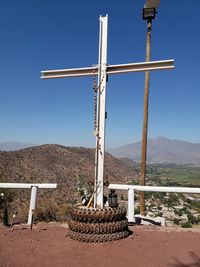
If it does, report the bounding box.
[108,137,200,165]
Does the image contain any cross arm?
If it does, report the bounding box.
[107,59,174,75]
[41,66,98,79]
[41,59,174,79]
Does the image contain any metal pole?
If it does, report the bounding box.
[140,18,152,215]
[28,186,37,225]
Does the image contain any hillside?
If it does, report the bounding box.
[108,137,200,166]
[0,144,137,222]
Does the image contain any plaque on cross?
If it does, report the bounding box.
[41,15,174,209]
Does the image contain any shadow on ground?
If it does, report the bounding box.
[171,252,200,267]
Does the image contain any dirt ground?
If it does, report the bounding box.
[0,223,200,267]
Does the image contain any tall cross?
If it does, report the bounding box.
[41,15,174,209]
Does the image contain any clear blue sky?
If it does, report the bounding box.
[1,0,200,148]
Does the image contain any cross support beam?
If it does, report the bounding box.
[41,59,174,79]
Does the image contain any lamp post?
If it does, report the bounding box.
[140,0,160,215]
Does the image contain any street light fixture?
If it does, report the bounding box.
[143,0,160,20]
[143,8,156,20]
[140,0,160,215]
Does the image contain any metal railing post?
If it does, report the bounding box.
[128,187,135,223]
[28,186,37,225]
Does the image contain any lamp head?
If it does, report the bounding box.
[143,0,160,20]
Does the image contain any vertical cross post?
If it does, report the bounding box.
[95,15,108,208]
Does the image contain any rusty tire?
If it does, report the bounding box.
[68,206,126,223]
[67,229,129,242]
[68,219,128,234]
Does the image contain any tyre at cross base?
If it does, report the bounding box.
[68,218,128,234]
[68,206,127,222]
[67,229,129,242]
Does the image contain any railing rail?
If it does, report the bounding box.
[109,184,200,223]
[0,183,57,225]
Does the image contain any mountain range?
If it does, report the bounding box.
[108,137,200,166]
[1,137,199,165]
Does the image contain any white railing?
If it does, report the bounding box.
[108,184,200,223]
[0,183,57,225]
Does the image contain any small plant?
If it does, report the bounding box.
[174,208,183,216]
[147,204,153,212]
[0,190,15,226]
[187,212,198,224]
[181,222,193,228]
[155,211,163,217]
[173,218,180,225]
[191,201,200,211]
[35,198,59,222]
[134,207,140,215]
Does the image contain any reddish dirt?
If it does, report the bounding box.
[0,223,200,267]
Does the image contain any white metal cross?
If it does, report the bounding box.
[41,15,174,209]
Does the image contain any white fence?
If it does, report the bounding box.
[0,183,57,225]
[108,184,200,223]
[2,182,199,225]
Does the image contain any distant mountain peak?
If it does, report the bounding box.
[0,141,38,151]
[108,137,200,166]
[156,136,170,141]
